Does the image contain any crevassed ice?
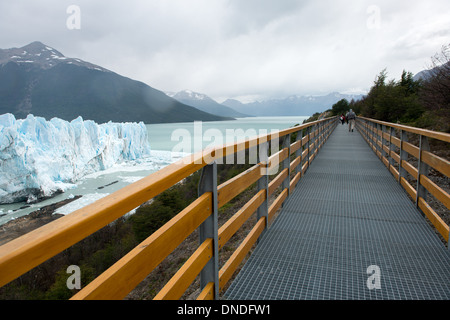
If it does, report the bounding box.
[0,113,151,204]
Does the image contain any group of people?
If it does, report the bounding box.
[339,109,356,132]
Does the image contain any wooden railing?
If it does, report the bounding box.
[0,116,337,300]
[356,117,450,245]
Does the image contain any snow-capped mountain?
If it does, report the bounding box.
[0,42,231,124]
[168,90,249,118]
[0,41,109,72]
[167,90,208,101]
[222,92,364,116]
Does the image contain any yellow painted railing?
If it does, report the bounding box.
[0,116,337,300]
[357,117,450,244]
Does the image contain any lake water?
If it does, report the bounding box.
[0,116,308,224]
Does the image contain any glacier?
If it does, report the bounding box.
[0,113,151,204]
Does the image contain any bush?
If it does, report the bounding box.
[130,203,176,243]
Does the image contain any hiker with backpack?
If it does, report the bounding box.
[346,109,356,132]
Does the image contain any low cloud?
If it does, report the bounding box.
[1,0,448,101]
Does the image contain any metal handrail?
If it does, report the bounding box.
[356,117,450,245]
[0,116,338,299]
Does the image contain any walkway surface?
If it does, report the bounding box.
[224,123,450,300]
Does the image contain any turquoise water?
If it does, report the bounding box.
[0,116,307,224]
[146,116,308,152]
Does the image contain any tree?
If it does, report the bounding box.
[357,69,424,123]
[331,99,349,116]
[400,70,420,95]
[361,69,388,118]
[418,44,450,131]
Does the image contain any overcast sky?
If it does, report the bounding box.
[1,0,449,102]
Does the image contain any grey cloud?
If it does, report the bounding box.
[1,0,449,101]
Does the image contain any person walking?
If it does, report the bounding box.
[346,109,356,132]
[340,114,345,125]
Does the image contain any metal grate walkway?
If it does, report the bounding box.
[225,123,450,300]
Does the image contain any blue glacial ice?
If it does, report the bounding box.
[0,113,151,204]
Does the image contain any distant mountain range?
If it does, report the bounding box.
[0,41,232,124]
[168,90,364,117]
[166,90,249,118]
[222,92,364,116]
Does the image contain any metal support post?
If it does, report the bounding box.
[377,123,382,159]
[257,142,269,234]
[306,126,311,171]
[373,122,377,152]
[389,127,395,170]
[313,124,319,157]
[416,135,430,206]
[197,162,219,299]
[282,134,291,197]
[399,130,408,184]
[295,129,302,175]
[381,125,387,161]
[317,123,320,151]
[363,120,369,142]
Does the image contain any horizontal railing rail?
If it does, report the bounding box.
[356,117,450,246]
[0,116,337,300]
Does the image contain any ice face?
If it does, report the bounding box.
[0,113,151,204]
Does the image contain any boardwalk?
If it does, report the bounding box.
[225,123,450,300]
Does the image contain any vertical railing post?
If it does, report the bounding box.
[257,141,269,232]
[365,119,370,146]
[330,118,337,138]
[318,122,322,149]
[368,120,373,149]
[359,119,364,140]
[282,133,291,197]
[365,120,370,144]
[363,120,369,142]
[416,135,430,207]
[306,126,311,171]
[399,130,408,184]
[388,127,395,170]
[365,120,369,141]
[326,119,330,141]
[373,122,377,153]
[295,128,303,176]
[367,120,370,142]
[197,161,219,299]
[317,122,321,151]
[313,123,319,158]
[381,125,387,165]
[377,123,382,159]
